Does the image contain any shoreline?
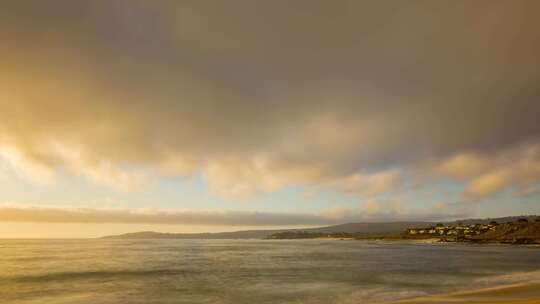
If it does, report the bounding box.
[387,283,540,304]
[353,237,540,246]
[306,236,540,246]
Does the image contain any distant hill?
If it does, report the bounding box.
[445,216,539,226]
[102,215,538,240]
[102,230,284,240]
[102,222,435,240]
[470,220,540,244]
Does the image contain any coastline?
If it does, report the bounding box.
[387,283,540,304]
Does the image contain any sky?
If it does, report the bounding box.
[1,1,540,238]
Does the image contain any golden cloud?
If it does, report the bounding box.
[1,1,540,200]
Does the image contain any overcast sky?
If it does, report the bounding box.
[1,1,540,237]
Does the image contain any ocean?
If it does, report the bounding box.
[1,239,540,304]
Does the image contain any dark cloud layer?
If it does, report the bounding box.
[0,203,461,226]
[1,1,540,198]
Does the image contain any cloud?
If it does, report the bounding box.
[327,170,403,197]
[202,156,286,199]
[464,172,508,199]
[0,202,461,226]
[431,144,540,199]
[1,1,540,199]
[0,145,56,184]
[320,199,464,223]
[0,204,332,226]
[435,153,492,180]
[435,202,447,210]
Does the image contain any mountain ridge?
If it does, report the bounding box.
[101,215,538,239]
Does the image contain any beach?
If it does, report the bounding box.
[390,283,540,304]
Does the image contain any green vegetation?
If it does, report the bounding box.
[267,217,540,244]
[406,217,540,244]
[467,219,540,244]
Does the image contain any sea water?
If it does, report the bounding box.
[1,239,540,304]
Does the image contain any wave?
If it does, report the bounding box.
[473,269,540,286]
[8,268,200,283]
[378,270,540,304]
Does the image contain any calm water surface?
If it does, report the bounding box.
[1,239,540,303]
